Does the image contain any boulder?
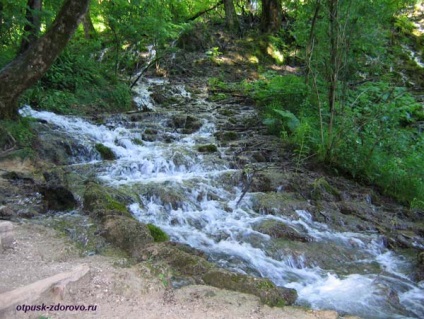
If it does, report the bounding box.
[137,242,213,278]
[254,219,312,242]
[0,206,14,220]
[102,215,154,259]
[83,181,132,220]
[202,269,297,307]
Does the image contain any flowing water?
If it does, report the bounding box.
[20,78,424,319]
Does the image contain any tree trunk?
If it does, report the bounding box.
[0,0,89,120]
[224,0,239,31]
[82,6,97,39]
[326,0,340,156]
[261,0,282,33]
[20,0,43,53]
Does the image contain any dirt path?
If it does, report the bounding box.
[0,221,354,319]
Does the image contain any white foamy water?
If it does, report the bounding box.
[22,96,424,319]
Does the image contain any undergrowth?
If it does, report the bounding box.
[20,42,132,115]
[246,72,424,209]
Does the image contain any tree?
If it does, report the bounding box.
[261,0,282,32]
[0,0,89,120]
[224,0,239,31]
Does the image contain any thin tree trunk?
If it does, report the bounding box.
[82,6,97,39]
[224,0,239,31]
[327,0,340,157]
[305,0,321,85]
[19,0,43,53]
[0,0,89,120]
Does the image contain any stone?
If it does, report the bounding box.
[39,185,78,211]
[0,206,14,220]
[202,269,297,307]
[102,215,154,259]
[254,219,312,242]
[0,221,14,252]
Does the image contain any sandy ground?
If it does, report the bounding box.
[0,221,354,319]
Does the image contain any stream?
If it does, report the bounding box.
[20,78,424,319]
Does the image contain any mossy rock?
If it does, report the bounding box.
[251,192,311,217]
[103,215,154,259]
[83,181,133,220]
[254,219,311,242]
[147,223,170,242]
[95,143,116,160]
[202,269,297,307]
[133,182,188,210]
[138,242,213,278]
[197,144,218,153]
[169,115,202,134]
[218,131,238,142]
[310,177,341,202]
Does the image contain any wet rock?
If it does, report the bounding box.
[168,115,202,134]
[0,221,14,252]
[416,251,424,281]
[251,192,312,217]
[39,185,77,211]
[202,269,297,307]
[102,215,154,259]
[83,182,133,220]
[253,219,311,242]
[134,182,188,211]
[32,124,81,165]
[216,131,238,142]
[95,143,116,160]
[197,144,218,153]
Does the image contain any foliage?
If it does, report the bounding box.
[21,41,132,115]
[147,224,169,242]
[248,66,424,207]
[0,118,34,149]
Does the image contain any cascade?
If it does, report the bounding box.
[21,78,424,319]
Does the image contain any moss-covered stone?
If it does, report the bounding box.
[103,215,154,259]
[218,131,238,141]
[83,181,133,220]
[251,192,311,217]
[95,143,116,160]
[168,114,202,134]
[254,219,311,242]
[197,144,218,153]
[311,177,341,202]
[202,269,297,307]
[147,223,170,242]
[138,242,213,278]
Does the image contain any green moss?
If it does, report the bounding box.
[106,199,128,213]
[197,144,218,153]
[95,143,116,160]
[132,138,143,145]
[147,224,170,242]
